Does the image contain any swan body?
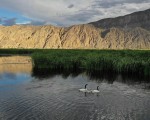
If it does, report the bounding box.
[91,90,100,93]
[91,86,100,93]
[79,84,90,93]
[79,89,89,92]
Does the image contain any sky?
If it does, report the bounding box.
[0,0,150,26]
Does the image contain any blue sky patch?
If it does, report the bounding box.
[0,8,31,25]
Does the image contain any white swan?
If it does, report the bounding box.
[91,86,100,93]
[79,84,90,92]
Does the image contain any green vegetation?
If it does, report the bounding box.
[0,49,150,77]
[31,49,150,77]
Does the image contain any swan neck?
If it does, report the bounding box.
[85,84,87,89]
[97,86,99,90]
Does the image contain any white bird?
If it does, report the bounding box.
[91,86,100,93]
[79,84,90,93]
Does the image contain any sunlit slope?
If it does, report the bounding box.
[0,9,150,49]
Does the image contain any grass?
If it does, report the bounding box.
[0,49,150,77]
[31,49,150,77]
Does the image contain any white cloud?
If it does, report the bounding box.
[0,0,150,26]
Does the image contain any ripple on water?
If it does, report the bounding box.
[0,73,150,120]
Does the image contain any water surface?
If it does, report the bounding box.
[0,56,150,120]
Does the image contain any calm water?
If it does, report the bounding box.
[0,56,150,120]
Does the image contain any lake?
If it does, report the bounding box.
[0,56,150,120]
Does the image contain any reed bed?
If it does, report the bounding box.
[0,49,149,76]
[31,50,150,77]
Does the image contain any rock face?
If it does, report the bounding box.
[0,9,150,49]
[90,9,150,31]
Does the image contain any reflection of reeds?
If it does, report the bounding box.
[31,50,150,77]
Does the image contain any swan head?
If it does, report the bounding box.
[85,84,88,89]
[97,86,99,90]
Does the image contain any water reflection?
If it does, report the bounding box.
[32,68,82,79]
[0,56,32,74]
[0,73,31,85]
[32,68,150,88]
[0,56,150,120]
[0,56,32,85]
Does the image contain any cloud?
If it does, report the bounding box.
[0,0,149,26]
[3,18,16,26]
[0,17,45,26]
[0,18,2,24]
[93,0,150,8]
[0,18,17,26]
[68,4,74,8]
[29,20,46,25]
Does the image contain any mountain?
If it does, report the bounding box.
[89,9,150,31]
[0,9,150,49]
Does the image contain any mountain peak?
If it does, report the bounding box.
[89,9,150,30]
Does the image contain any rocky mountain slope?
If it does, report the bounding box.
[0,9,150,49]
[90,9,150,31]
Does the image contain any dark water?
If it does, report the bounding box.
[0,61,150,120]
